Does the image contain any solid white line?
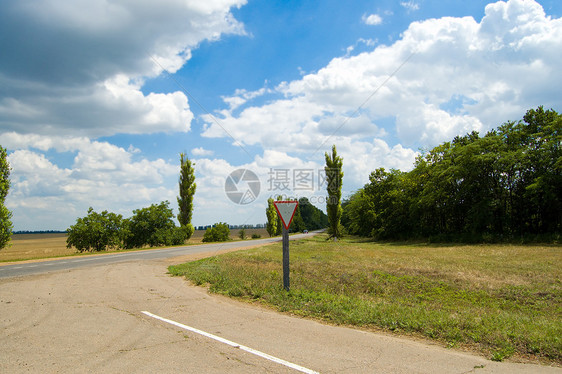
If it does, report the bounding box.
[142,311,319,374]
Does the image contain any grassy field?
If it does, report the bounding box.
[0,228,269,262]
[169,234,562,365]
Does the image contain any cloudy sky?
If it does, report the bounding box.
[1,0,561,231]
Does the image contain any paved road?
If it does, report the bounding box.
[1,232,560,373]
[0,233,309,279]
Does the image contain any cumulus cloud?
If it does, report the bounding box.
[4,135,178,230]
[0,0,246,137]
[192,147,214,157]
[203,0,561,154]
[363,14,383,26]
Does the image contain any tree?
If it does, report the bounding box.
[66,208,124,252]
[238,228,247,240]
[266,198,278,237]
[0,145,13,249]
[177,152,196,240]
[202,222,230,242]
[298,197,329,230]
[325,145,344,240]
[341,107,562,242]
[123,201,189,248]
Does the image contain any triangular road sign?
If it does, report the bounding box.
[273,201,299,230]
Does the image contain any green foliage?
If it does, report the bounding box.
[177,153,196,235]
[251,233,261,239]
[238,228,246,240]
[343,107,562,241]
[66,208,124,252]
[123,201,189,248]
[0,146,12,249]
[325,145,344,239]
[202,222,230,242]
[67,201,190,252]
[266,198,277,237]
[298,197,329,230]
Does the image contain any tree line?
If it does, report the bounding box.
[266,196,329,236]
[66,152,197,251]
[342,107,561,242]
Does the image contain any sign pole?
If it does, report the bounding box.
[282,225,290,291]
[273,200,298,292]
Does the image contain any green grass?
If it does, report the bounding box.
[169,234,562,364]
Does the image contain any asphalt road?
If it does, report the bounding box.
[0,233,308,279]
[2,231,560,373]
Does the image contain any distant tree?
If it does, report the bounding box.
[123,201,189,248]
[275,195,283,236]
[298,197,329,230]
[66,208,124,252]
[177,152,196,240]
[0,145,12,249]
[238,228,247,240]
[325,145,344,240]
[202,222,230,242]
[266,198,277,237]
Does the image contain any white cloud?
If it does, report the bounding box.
[0,0,246,137]
[4,135,178,230]
[203,0,561,154]
[192,147,214,156]
[400,1,420,12]
[363,14,383,26]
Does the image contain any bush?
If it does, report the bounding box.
[123,201,187,248]
[202,222,230,242]
[238,228,246,240]
[66,207,124,252]
[251,233,261,239]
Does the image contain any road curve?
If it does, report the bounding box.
[0,233,311,279]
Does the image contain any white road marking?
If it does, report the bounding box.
[142,311,319,374]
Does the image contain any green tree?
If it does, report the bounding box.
[238,228,247,240]
[266,198,278,237]
[202,222,230,242]
[325,145,344,240]
[66,208,124,252]
[275,195,283,236]
[298,197,329,230]
[0,145,13,249]
[177,152,196,240]
[342,107,561,242]
[124,201,188,248]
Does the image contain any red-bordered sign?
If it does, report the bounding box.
[273,201,298,230]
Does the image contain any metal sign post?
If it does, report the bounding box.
[282,224,290,291]
[273,201,298,292]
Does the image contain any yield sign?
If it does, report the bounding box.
[273,201,298,230]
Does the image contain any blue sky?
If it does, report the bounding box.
[1,0,561,231]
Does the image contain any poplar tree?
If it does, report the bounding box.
[177,152,196,239]
[0,145,12,249]
[266,198,278,237]
[325,145,343,240]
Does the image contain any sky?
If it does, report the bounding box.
[1,0,561,231]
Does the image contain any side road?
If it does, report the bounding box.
[1,255,559,373]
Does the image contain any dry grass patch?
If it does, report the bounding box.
[1,228,271,262]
